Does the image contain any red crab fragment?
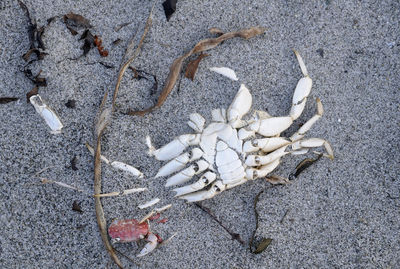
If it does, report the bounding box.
[108,218,163,257]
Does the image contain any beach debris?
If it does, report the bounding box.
[110,161,144,178]
[29,95,63,134]
[92,5,155,266]
[26,86,39,103]
[71,156,78,170]
[65,99,76,108]
[72,200,83,213]
[86,142,143,177]
[40,178,85,192]
[195,202,245,245]
[209,66,238,81]
[162,0,177,21]
[127,26,265,116]
[289,153,323,180]
[63,13,91,34]
[147,51,334,202]
[138,198,161,209]
[94,188,148,198]
[0,97,19,104]
[184,53,209,81]
[94,35,109,57]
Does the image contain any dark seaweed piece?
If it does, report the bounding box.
[26,86,38,103]
[126,67,158,97]
[22,48,47,62]
[65,99,76,108]
[72,200,83,213]
[63,13,91,29]
[250,190,273,254]
[71,156,78,170]
[0,97,19,104]
[162,0,177,21]
[316,48,324,58]
[80,29,95,56]
[289,153,323,180]
[253,238,273,254]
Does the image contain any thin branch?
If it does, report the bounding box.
[92,3,155,268]
[194,202,245,245]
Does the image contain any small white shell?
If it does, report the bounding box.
[110,161,144,178]
[209,67,238,81]
[29,95,63,134]
[138,198,160,209]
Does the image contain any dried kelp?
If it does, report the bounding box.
[92,4,155,268]
[184,53,209,81]
[72,200,83,213]
[18,1,49,91]
[289,153,323,180]
[250,190,273,254]
[162,0,177,21]
[63,13,91,30]
[65,99,76,108]
[26,86,38,103]
[80,29,95,56]
[0,97,19,104]
[127,26,266,116]
[194,202,245,245]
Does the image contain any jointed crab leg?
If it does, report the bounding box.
[179,181,226,202]
[247,50,313,137]
[155,148,203,178]
[290,98,324,141]
[173,171,217,197]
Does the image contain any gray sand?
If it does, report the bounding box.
[1,0,399,268]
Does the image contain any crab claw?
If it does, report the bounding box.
[137,233,159,257]
[179,180,226,202]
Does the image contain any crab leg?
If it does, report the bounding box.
[245,146,289,166]
[246,158,281,180]
[291,98,323,141]
[173,171,216,197]
[247,50,313,137]
[243,137,291,153]
[165,160,210,187]
[289,50,313,120]
[146,134,201,161]
[155,148,203,178]
[179,180,226,202]
[291,138,334,160]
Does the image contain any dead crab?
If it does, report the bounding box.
[108,216,164,257]
[146,50,334,202]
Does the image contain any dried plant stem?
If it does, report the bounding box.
[194,202,245,245]
[92,3,155,268]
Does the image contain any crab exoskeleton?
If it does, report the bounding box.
[146,50,334,202]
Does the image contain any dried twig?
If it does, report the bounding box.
[92,3,155,268]
[194,202,245,245]
[127,26,266,116]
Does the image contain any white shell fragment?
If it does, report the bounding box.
[29,95,63,134]
[110,161,144,178]
[155,204,172,213]
[138,198,161,209]
[209,67,238,81]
